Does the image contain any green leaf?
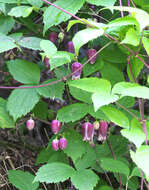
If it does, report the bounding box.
[40,40,57,58]
[71,169,99,190]
[50,51,74,70]
[121,118,145,148]
[57,103,88,123]
[112,82,149,99]
[142,37,149,56]
[0,0,28,3]
[130,166,141,178]
[33,101,48,120]
[67,19,87,32]
[88,106,110,121]
[127,56,144,81]
[100,158,130,176]
[73,28,104,55]
[7,59,40,84]
[100,105,129,129]
[0,15,15,34]
[7,87,39,121]
[0,33,17,53]
[34,162,75,183]
[8,6,33,18]
[36,79,65,100]
[100,62,125,86]
[64,129,86,162]
[18,37,43,50]
[86,0,117,6]
[8,170,39,190]
[130,145,149,180]
[43,0,85,34]
[117,96,135,108]
[0,98,15,128]
[121,28,140,46]
[27,0,43,8]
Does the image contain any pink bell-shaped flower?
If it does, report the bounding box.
[98,120,108,141]
[86,49,97,64]
[66,41,75,53]
[82,122,94,141]
[44,56,50,68]
[59,137,68,150]
[52,139,59,151]
[49,32,57,44]
[51,120,61,134]
[26,118,35,130]
[71,62,82,80]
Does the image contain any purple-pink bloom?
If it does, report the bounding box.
[44,56,50,68]
[51,120,61,134]
[86,49,97,64]
[82,122,94,142]
[49,32,57,44]
[52,139,59,151]
[98,120,108,141]
[26,118,35,130]
[66,41,75,53]
[71,62,82,80]
[59,137,68,150]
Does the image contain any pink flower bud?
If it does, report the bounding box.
[52,139,59,151]
[93,121,99,130]
[98,120,108,141]
[66,41,75,53]
[82,122,94,141]
[49,32,57,44]
[86,49,97,64]
[51,120,61,134]
[26,118,35,130]
[71,62,82,80]
[44,56,50,68]
[59,137,68,150]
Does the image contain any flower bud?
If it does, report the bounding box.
[52,139,59,151]
[51,120,61,134]
[71,62,82,80]
[26,118,35,130]
[59,137,68,150]
[98,120,108,141]
[44,56,50,68]
[82,122,94,141]
[49,32,57,44]
[93,121,99,130]
[86,49,97,64]
[66,41,75,53]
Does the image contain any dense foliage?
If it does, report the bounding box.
[1,0,149,189]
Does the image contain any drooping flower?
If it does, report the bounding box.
[59,137,68,150]
[49,32,57,44]
[26,118,35,130]
[98,120,108,141]
[71,62,82,80]
[52,139,59,151]
[86,49,97,64]
[44,56,50,68]
[51,120,61,134]
[66,41,75,53]
[82,122,94,141]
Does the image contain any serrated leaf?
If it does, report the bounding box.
[130,166,141,178]
[0,33,17,53]
[127,56,144,82]
[18,37,43,50]
[36,79,65,100]
[130,145,149,180]
[86,0,117,6]
[73,28,104,55]
[117,96,135,108]
[64,129,86,162]
[57,103,88,123]
[100,158,130,176]
[43,0,85,34]
[7,87,39,121]
[0,98,15,128]
[50,51,74,70]
[33,101,48,120]
[8,6,33,18]
[112,82,149,99]
[121,28,140,46]
[34,162,75,183]
[8,170,39,190]
[121,118,145,148]
[100,105,129,129]
[88,106,110,121]
[40,40,57,58]
[0,15,15,34]
[7,59,40,84]
[27,0,43,8]
[142,37,149,56]
[71,169,99,190]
